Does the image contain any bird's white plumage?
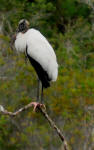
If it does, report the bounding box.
[15,29,58,81]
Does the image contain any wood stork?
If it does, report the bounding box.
[11,19,58,110]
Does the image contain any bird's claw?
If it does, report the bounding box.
[30,102,46,112]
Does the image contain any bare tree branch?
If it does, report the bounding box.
[0,103,69,150]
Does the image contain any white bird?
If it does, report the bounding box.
[12,19,58,110]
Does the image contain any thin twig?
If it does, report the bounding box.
[0,103,33,116]
[0,103,69,150]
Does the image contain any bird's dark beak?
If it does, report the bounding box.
[10,34,16,50]
[16,27,19,33]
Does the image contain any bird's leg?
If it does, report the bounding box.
[30,81,45,112]
[37,78,40,102]
[41,84,44,103]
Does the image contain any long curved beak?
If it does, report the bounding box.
[16,27,19,33]
[10,34,16,50]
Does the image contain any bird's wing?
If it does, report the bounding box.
[26,29,58,81]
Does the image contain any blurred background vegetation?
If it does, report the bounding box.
[0,0,94,149]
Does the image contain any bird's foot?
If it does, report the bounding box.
[29,102,45,112]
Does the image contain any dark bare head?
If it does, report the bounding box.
[17,19,30,33]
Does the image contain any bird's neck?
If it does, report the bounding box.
[17,28,29,34]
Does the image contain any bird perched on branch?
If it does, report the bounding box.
[11,19,58,110]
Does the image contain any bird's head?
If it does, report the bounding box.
[17,19,30,33]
